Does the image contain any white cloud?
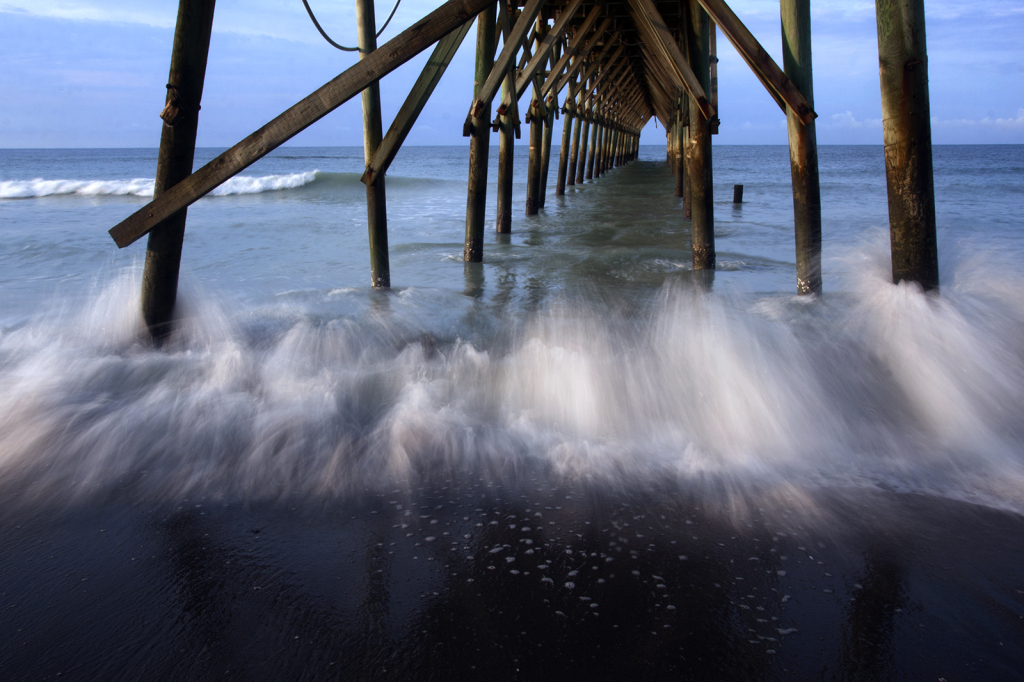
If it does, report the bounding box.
[827,111,882,129]
[931,109,1024,130]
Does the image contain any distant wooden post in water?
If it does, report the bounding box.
[140,0,216,342]
[782,0,822,295]
[875,0,938,290]
[465,2,497,261]
[733,184,743,203]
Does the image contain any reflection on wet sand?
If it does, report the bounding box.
[3,479,1022,681]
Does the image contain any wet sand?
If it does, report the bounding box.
[2,472,1023,681]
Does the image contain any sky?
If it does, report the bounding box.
[0,0,1022,148]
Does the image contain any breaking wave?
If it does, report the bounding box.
[2,241,1024,517]
[0,170,320,199]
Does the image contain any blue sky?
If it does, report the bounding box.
[1,0,1021,147]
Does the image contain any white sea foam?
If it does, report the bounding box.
[2,242,1024,517]
[0,170,319,199]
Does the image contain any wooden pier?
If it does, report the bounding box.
[108,0,939,340]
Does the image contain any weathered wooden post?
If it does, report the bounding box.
[594,122,605,177]
[602,120,610,168]
[600,122,609,175]
[556,81,575,195]
[781,0,822,294]
[496,75,515,233]
[672,108,685,196]
[576,103,591,184]
[875,0,938,289]
[567,88,584,186]
[464,1,497,261]
[526,100,544,214]
[140,0,216,342]
[539,94,555,206]
[585,109,598,180]
[683,116,692,217]
[525,18,546,215]
[357,0,392,285]
[685,0,715,270]
[733,184,743,203]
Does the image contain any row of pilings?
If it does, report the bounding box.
[130,0,937,343]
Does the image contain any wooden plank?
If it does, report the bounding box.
[109,0,492,248]
[580,46,626,105]
[539,5,604,99]
[470,0,545,118]
[510,0,584,102]
[555,24,614,93]
[697,0,815,124]
[361,22,472,185]
[626,0,715,120]
[566,31,620,95]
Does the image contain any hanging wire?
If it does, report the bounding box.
[300,0,402,52]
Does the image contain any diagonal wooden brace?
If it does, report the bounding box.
[109,0,493,248]
[361,22,473,186]
[697,0,815,124]
[626,0,715,120]
[469,0,546,119]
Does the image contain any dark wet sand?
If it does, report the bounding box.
[2,477,1023,681]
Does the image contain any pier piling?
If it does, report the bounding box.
[556,78,575,195]
[539,94,555,207]
[140,0,216,342]
[566,87,583,187]
[357,0,391,285]
[585,110,598,180]
[875,0,938,290]
[685,0,715,270]
[782,0,822,294]
[464,2,497,261]
[577,105,591,184]
[526,101,544,214]
[672,106,685,197]
[496,75,515,233]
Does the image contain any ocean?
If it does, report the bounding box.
[1,144,1023,680]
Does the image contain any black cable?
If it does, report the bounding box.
[301,0,402,52]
